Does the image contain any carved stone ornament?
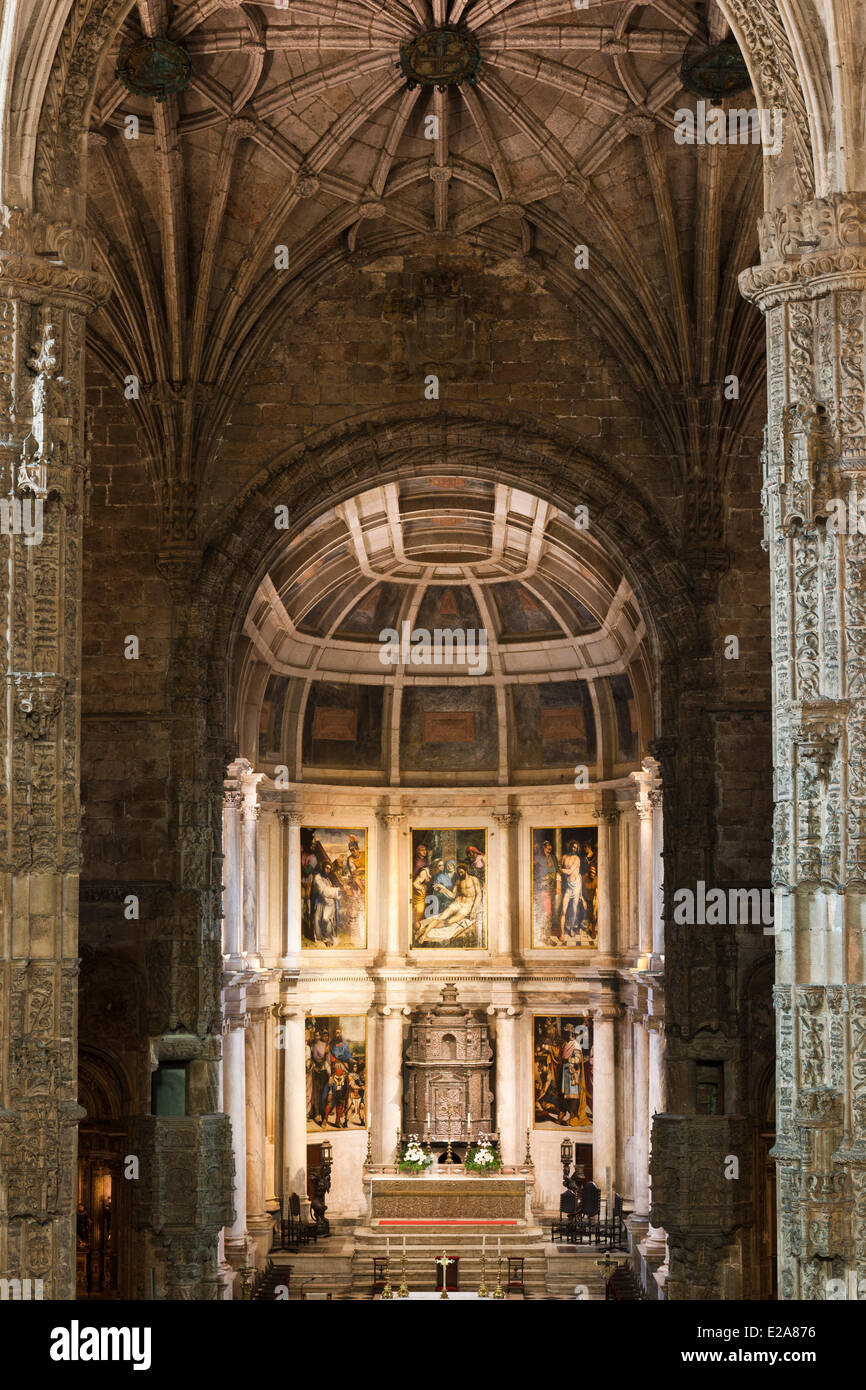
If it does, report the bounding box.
[9,672,68,739]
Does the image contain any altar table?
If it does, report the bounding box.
[380,1292,490,1300]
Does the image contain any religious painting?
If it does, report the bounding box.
[533,1015,593,1130]
[410,827,487,949]
[300,827,366,949]
[306,1016,367,1132]
[530,826,599,947]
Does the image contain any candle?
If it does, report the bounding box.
[497,1237,501,1256]
[387,1236,390,1257]
[426,1112,430,1127]
[482,1235,486,1253]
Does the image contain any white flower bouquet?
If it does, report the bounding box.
[464,1136,502,1173]
[399,1136,433,1173]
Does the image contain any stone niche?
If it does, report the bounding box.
[403,985,494,1144]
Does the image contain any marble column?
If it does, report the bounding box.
[278,810,303,968]
[592,1005,618,1194]
[494,1009,520,1164]
[222,763,247,967]
[223,1006,250,1260]
[240,769,263,965]
[379,1009,405,1163]
[593,810,619,957]
[278,1006,308,1202]
[378,812,405,959]
[0,210,108,1298]
[632,1013,650,1219]
[631,763,656,961]
[245,1008,270,1252]
[493,812,520,957]
[740,193,866,1299]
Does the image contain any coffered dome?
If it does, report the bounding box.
[237,476,651,784]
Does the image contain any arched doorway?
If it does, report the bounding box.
[77,1049,132,1299]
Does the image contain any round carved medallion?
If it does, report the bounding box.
[399,29,481,92]
[116,38,193,103]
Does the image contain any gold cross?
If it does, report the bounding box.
[437,1249,455,1299]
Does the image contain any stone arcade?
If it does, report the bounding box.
[2,0,866,1304]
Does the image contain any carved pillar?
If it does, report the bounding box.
[492,812,520,957]
[0,208,108,1299]
[378,811,404,959]
[222,1005,249,1262]
[592,1003,618,1193]
[740,193,866,1299]
[241,771,263,966]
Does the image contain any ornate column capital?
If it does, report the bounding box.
[593,808,621,826]
[493,811,521,828]
[593,1003,623,1024]
[277,809,304,827]
[222,1010,250,1034]
[0,206,110,310]
[740,193,866,311]
[377,811,406,829]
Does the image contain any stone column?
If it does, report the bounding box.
[278,1004,308,1203]
[0,209,108,1298]
[592,1004,618,1195]
[223,1005,249,1262]
[494,1008,520,1164]
[222,764,246,967]
[241,769,263,966]
[245,1008,270,1256]
[593,809,619,957]
[379,1008,404,1162]
[631,761,656,961]
[632,1012,650,1219]
[378,812,404,960]
[740,192,866,1300]
[493,812,520,957]
[278,811,304,968]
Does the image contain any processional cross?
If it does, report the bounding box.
[437,1250,455,1300]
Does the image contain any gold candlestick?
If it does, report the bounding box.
[397,1252,409,1298]
[381,1257,393,1299]
[478,1253,489,1298]
[492,1256,505,1299]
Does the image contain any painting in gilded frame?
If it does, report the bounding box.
[306,1016,367,1132]
[410,827,487,949]
[300,826,366,949]
[533,1014,593,1130]
[531,826,598,947]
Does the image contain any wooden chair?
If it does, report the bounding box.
[600,1192,627,1251]
[551,1188,578,1242]
[290,1191,319,1245]
[435,1255,459,1291]
[506,1256,525,1297]
[575,1180,600,1245]
[371,1257,389,1298]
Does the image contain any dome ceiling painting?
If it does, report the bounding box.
[239,478,650,783]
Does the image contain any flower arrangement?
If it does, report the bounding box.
[464,1136,502,1174]
[399,1136,433,1173]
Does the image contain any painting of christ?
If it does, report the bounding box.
[533,1015,593,1130]
[410,827,487,949]
[531,826,598,948]
[306,1016,367,1132]
[300,826,366,949]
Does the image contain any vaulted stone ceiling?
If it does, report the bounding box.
[85,0,765,546]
